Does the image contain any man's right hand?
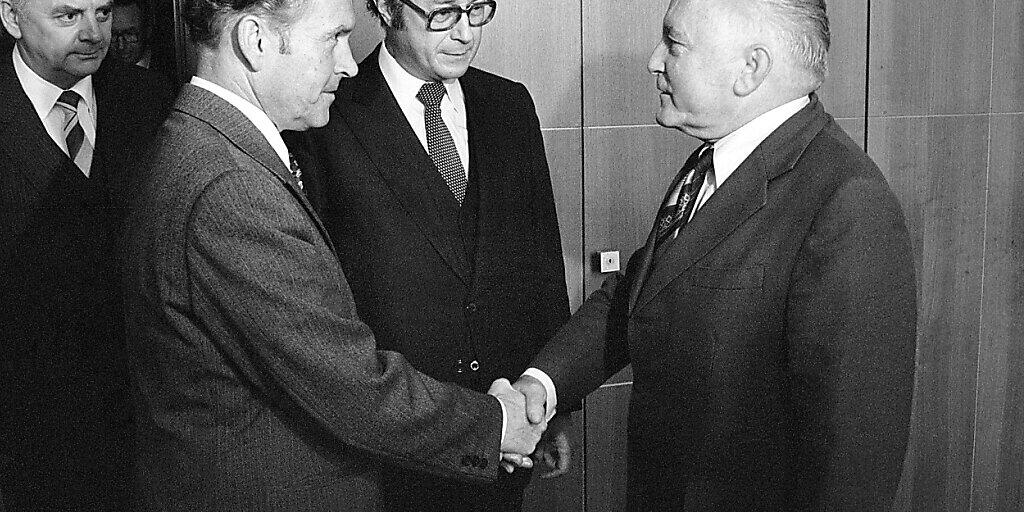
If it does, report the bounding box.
[488,378,546,457]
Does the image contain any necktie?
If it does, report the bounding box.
[653,143,714,247]
[54,90,91,175]
[288,152,304,190]
[416,82,467,204]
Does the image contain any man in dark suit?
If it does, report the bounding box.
[123,0,545,509]
[0,0,171,507]
[290,0,572,510]
[514,0,918,510]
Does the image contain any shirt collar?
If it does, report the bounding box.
[190,76,290,170]
[378,41,464,115]
[12,45,96,121]
[709,95,810,185]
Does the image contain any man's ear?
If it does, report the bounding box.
[235,14,273,72]
[374,0,395,27]
[734,44,772,97]
[1,0,23,40]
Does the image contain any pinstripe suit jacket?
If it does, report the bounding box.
[123,84,504,511]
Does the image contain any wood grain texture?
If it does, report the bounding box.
[992,0,1024,113]
[972,114,1024,512]
[868,115,988,512]
[815,0,868,118]
[473,0,582,129]
[584,384,631,512]
[868,0,994,116]
[581,0,666,127]
[543,129,585,312]
[583,125,700,295]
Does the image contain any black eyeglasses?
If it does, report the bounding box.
[397,0,497,32]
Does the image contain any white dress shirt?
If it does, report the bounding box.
[13,46,97,176]
[190,76,291,170]
[378,41,470,176]
[524,95,812,418]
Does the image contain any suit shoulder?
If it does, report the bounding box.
[98,59,176,111]
[463,67,530,97]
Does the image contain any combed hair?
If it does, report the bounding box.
[185,0,306,49]
[756,0,830,81]
[365,0,404,29]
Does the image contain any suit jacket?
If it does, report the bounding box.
[124,84,505,512]
[532,96,917,511]
[292,47,570,511]
[0,40,172,511]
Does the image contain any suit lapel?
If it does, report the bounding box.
[631,96,829,313]
[175,84,337,255]
[461,69,507,276]
[340,48,472,283]
[0,47,80,196]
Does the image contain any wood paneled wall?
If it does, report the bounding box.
[343,0,1024,510]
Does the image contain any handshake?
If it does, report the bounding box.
[487,375,568,475]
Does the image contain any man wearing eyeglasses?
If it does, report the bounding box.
[289,0,572,511]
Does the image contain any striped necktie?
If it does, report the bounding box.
[653,143,714,247]
[416,82,467,205]
[54,90,92,176]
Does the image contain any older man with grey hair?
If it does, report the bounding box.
[514,0,917,510]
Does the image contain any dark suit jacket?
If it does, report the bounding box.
[291,48,570,511]
[0,40,172,511]
[124,84,505,512]
[532,96,917,511]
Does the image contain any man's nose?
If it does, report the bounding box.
[78,14,103,43]
[449,12,474,44]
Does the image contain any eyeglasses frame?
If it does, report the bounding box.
[396,0,497,32]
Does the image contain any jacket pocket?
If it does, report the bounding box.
[685,265,763,290]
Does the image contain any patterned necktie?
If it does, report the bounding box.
[54,90,91,175]
[654,143,714,247]
[416,82,467,204]
[288,152,304,191]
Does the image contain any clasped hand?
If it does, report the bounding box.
[487,376,561,474]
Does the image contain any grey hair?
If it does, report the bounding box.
[365,0,404,29]
[184,0,307,51]
[755,0,830,82]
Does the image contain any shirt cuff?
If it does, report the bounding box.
[521,367,557,421]
[496,395,508,446]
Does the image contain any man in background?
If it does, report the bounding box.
[0,0,171,507]
[516,0,917,510]
[122,0,544,508]
[291,0,572,510]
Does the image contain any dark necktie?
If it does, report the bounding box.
[654,143,714,247]
[54,90,87,170]
[416,82,467,204]
[288,152,304,190]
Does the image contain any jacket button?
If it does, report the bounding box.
[460,455,471,467]
[478,458,488,470]
[469,360,480,372]
[455,359,465,374]
[465,302,477,314]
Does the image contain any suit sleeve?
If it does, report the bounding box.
[787,175,916,509]
[185,169,503,483]
[530,249,641,411]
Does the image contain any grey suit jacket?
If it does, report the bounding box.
[124,84,503,512]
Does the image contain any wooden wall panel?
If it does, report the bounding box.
[581,0,665,127]
[815,0,867,118]
[473,0,582,129]
[992,0,1024,113]
[543,129,585,311]
[582,126,699,295]
[584,384,632,512]
[868,0,994,115]
[972,114,1024,512]
[868,116,989,512]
